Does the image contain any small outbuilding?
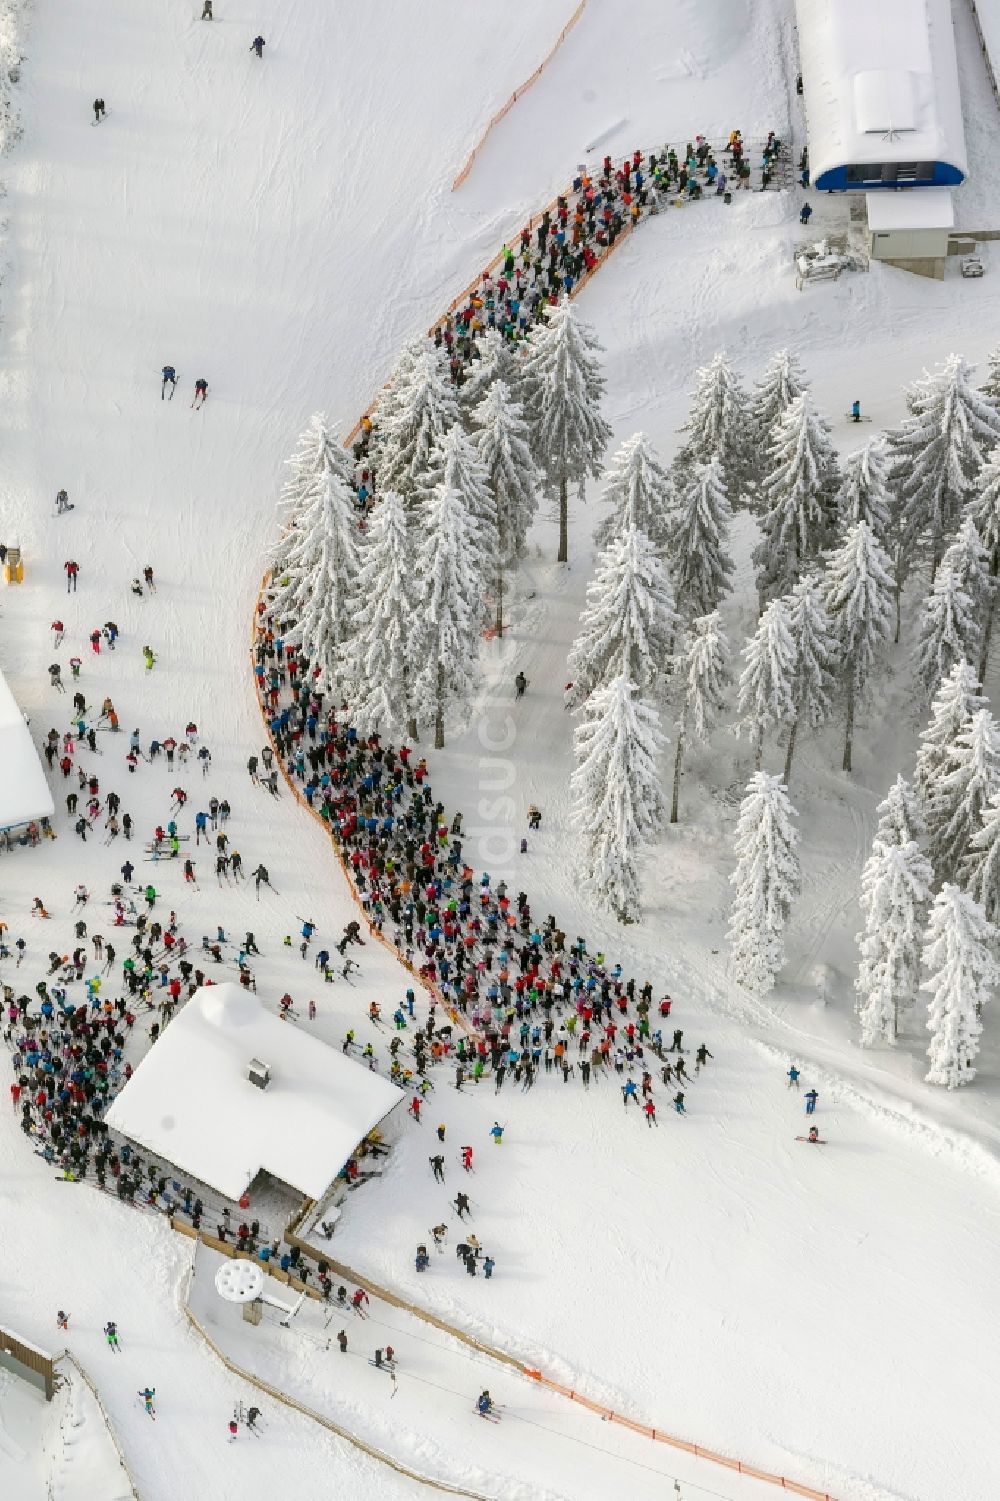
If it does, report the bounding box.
[105,984,402,1201]
[0,667,54,834]
[867,188,955,278]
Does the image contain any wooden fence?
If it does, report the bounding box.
[55,1351,143,1500]
[178,1247,492,1500]
[0,1324,54,1400]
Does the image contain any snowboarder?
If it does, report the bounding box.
[850,399,861,423]
[805,1088,819,1115]
[93,98,106,123]
[55,490,73,514]
[161,366,177,400]
[192,378,208,409]
[201,0,213,15]
[251,35,265,57]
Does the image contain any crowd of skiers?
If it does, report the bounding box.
[254,609,716,1121]
[410,133,787,392]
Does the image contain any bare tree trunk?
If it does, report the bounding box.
[670,721,687,824]
[558,474,569,564]
[783,710,800,785]
[434,661,445,749]
[496,563,504,638]
[893,572,902,645]
[407,716,418,742]
[978,553,1000,686]
[753,724,764,773]
[842,672,855,773]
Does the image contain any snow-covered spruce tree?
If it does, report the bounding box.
[914,660,985,814]
[965,446,1000,682]
[675,353,750,507]
[982,344,1000,404]
[964,787,1000,922]
[459,328,520,416]
[566,525,677,704]
[727,771,800,995]
[521,297,611,563]
[672,457,735,623]
[822,520,895,773]
[413,481,488,748]
[925,707,1000,887]
[375,344,460,509]
[471,378,539,636]
[277,412,356,525]
[749,348,808,493]
[570,674,666,922]
[340,491,418,739]
[754,394,840,605]
[835,435,892,544]
[782,573,838,785]
[671,611,731,824]
[594,432,674,554]
[887,353,1000,586]
[855,839,933,1046]
[267,453,361,694]
[914,564,979,703]
[427,425,498,590]
[734,598,797,773]
[922,884,999,1088]
[873,773,925,850]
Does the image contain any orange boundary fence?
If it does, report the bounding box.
[451,1,588,191]
[251,582,479,1044]
[343,194,635,448]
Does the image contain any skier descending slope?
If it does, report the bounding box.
[161,366,177,400]
[191,378,208,409]
[251,35,265,57]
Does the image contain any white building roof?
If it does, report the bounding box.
[105,984,402,1200]
[866,187,955,230]
[0,667,55,830]
[795,0,968,183]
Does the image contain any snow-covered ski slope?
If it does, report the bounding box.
[3,0,1000,1498]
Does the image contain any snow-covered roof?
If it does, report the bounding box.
[866,187,955,231]
[105,985,402,1200]
[795,0,968,188]
[0,667,55,830]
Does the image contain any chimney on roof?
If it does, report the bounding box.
[248,1058,270,1090]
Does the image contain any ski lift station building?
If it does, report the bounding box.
[794,0,968,193]
[105,983,403,1202]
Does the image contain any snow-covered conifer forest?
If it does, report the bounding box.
[3,2,1000,1499]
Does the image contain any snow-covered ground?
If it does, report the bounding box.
[3,0,1000,1498]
